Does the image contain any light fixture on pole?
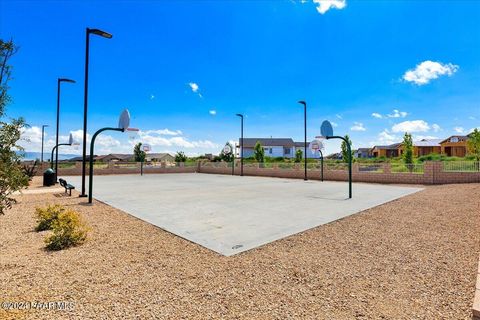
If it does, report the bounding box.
[298,100,307,181]
[55,78,75,183]
[235,114,244,176]
[41,124,49,164]
[80,27,113,197]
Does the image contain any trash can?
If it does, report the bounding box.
[43,168,55,186]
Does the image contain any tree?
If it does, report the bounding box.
[467,128,480,162]
[402,133,413,165]
[253,141,265,163]
[174,151,187,162]
[341,135,353,163]
[133,142,146,162]
[219,142,234,162]
[0,39,29,215]
[295,149,303,163]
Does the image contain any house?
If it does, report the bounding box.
[95,154,134,162]
[440,135,469,157]
[354,148,371,158]
[398,139,442,157]
[145,153,174,162]
[371,143,401,158]
[238,138,320,159]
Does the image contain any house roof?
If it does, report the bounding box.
[356,148,371,152]
[413,139,443,147]
[240,138,295,148]
[146,153,174,159]
[293,142,312,147]
[373,143,401,150]
[439,135,469,144]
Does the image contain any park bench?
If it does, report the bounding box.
[58,178,75,196]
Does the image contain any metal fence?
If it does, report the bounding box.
[390,163,424,174]
[358,163,384,173]
[442,161,480,172]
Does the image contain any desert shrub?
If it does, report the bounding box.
[35,204,65,231]
[45,209,89,251]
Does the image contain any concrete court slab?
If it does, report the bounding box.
[65,173,423,256]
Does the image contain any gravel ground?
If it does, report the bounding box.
[1,177,479,319]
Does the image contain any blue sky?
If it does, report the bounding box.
[1,0,479,156]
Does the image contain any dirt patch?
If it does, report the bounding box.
[1,177,479,319]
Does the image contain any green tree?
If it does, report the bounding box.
[294,149,303,163]
[174,151,187,162]
[467,128,480,162]
[402,133,414,165]
[219,142,234,162]
[0,39,29,215]
[341,135,353,163]
[133,142,146,162]
[253,141,265,163]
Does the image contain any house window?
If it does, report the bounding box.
[269,148,273,154]
[284,148,290,155]
[451,137,459,143]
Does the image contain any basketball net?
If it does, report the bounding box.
[126,128,140,141]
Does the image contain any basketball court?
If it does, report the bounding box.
[66,173,423,256]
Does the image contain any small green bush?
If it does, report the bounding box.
[35,204,65,231]
[44,209,89,251]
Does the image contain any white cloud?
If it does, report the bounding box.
[188,82,199,93]
[431,124,441,132]
[469,116,476,120]
[387,109,408,118]
[371,112,383,119]
[392,120,430,133]
[335,114,342,119]
[141,129,182,136]
[20,126,43,146]
[209,110,217,116]
[150,94,155,100]
[378,130,397,144]
[350,122,366,131]
[402,61,459,85]
[414,135,439,140]
[313,0,346,14]
[330,121,338,127]
[454,126,465,134]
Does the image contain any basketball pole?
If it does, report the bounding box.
[326,135,352,198]
[88,127,125,204]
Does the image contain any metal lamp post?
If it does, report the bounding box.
[236,114,244,176]
[80,27,113,197]
[41,124,49,164]
[55,78,75,182]
[298,100,307,180]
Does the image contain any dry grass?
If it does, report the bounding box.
[1,176,479,319]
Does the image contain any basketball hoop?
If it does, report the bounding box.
[142,143,151,152]
[310,138,324,154]
[126,127,140,141]
[223,144,232,154]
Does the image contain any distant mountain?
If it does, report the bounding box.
[19,151,79,161]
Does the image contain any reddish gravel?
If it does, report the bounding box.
[1,177,479,319]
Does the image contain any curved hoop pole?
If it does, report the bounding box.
[326,136,352,198]
[319,149,324,182]
[51,143,71,169]
[88,127,125,203]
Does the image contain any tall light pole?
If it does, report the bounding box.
[236,113,244,176]
[41,124,48,164]
[298,100,307,180]
[80,27,113,197]
[55,78,75,182]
